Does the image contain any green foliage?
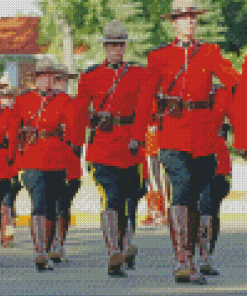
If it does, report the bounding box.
[0,61,5,78]
[37,0,247,69]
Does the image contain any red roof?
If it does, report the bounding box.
[0,17,87,55]
[0,17,46,54]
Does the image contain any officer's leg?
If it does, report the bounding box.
[10,175,22,226]
[1,175,23,248]
[0,178,13,247]
[199,175,230,275]
[211,175,229,255]
[93,164,126,276]
[159,149,206,284]
[123,165,144,269]
[193,154,217,274]
[50,178,80,263]
[22,170,62,270]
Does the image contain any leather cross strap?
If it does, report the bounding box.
[166,42,202,96]
[92,114,134,126]
[99,63,130,109]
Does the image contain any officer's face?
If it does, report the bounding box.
[0,96,15,108]
[36,73,57,92]
[172,14,197,40]
[103,42,126,64]
[52,74,69,93]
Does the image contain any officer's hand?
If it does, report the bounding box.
[72,146,81,159]
[128,139,140,156]
[234,149,247,160]
[8,158,14,166]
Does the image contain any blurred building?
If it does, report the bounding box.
[0,17,88,92]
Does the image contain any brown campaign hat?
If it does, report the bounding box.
[161,0,208,19]
[35,57,78,79]
[0,84,8,89]
[96,20,137,42]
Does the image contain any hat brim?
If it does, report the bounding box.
[0,84,9,89]
[161,9,209,19]
[1,92,17,97]
[96,37,137,42]
[68,74,78,79]
[35,71,78,79]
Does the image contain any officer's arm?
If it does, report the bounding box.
[66,74,92,147]
[211,44,241,90]
[6,104,22,162]
[229,56,247,152]
[0,109,9,143]
[131,70,162,143]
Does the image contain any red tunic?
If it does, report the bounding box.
[8,91,80,175]
[71,61,147,168]
[230,55,247,149]
[0,107,18,179]
[132,40,240,157]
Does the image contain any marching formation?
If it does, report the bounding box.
[0,0,247,286]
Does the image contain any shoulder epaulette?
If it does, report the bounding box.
[154,43,170,51]
[83,64,101,74]
[53,90,66,96]
[21,89,33,95]
[198,39,205,45]
[127,61,145,68]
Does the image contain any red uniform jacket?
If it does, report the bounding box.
[0,107,18,179]
[210,87,232,175]
[132,39,240,157]
[8,91,80,175]
[230,55,247,149]
[71,61,148,168]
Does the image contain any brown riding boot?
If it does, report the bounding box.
[123,218,138,269]
[199,215,219,275]
[49,215,68,263]
[31,215,54,271]
[170,205,207,285]
[1,205,14,248]
[101,209,125,276]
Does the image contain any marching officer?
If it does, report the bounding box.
[196,85,232,276]
[141,101,170,226]
[0,84,20,248]
[48,69,81,264]
[130,0,240,284]
[70,20,148,276]
[7,57,79,270]
[0,90,21,248]
[230,55,247,154]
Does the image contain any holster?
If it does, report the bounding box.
[155,95,182,120]
[97,111,114,133]
[18,125,64,151]
[18,126,38,152]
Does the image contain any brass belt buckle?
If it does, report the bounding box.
[187,100,192,111]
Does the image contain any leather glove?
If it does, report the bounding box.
[8,158,14,166]
[128,139,141,156]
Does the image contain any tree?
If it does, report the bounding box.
[104,0,153,65]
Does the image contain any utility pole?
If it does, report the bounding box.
[50,2,77,95]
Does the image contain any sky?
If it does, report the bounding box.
[0,0,42,17]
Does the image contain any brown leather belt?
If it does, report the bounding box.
[18,126,64,151]
[92,114,134,126]
[155,96,212,115]
[154,96,213,130]
[19,128,63,140]
[38,130,63,139]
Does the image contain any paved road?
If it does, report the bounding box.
[1,224,247,296]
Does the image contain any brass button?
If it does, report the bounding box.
[43,108,46,112]
[202,69,205,72]
[28,111,31,114]
[187,94,190,97]
[43,118,46,122]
